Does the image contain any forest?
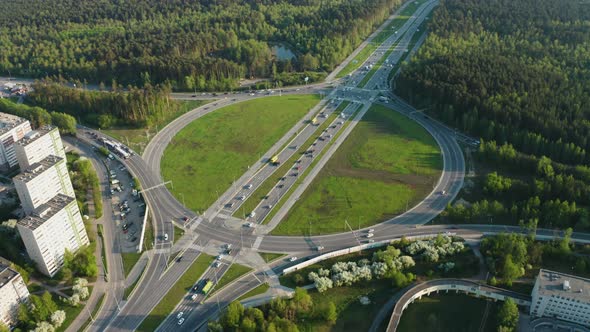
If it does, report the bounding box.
[0,0,404,90]
[395,0,590,231]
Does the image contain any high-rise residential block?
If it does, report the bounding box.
[15,126,66,169]
[0,112,31,169]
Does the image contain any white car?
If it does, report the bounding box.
[217,254,225,260]
[249,211,256,218]
[226,243,232,249]
[164,233,169,241]
[214,261,222,268]
[289,257,298,262]
[368,229,375,233]
[178,318,185,325]
[177,312,183,319]
[366,233,374,238]
[191,294,198,301]
[316,246,325,251]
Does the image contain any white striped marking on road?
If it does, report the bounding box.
[252,236,263,250]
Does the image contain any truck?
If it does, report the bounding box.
[270,155,280,165]
[201,280,214,295]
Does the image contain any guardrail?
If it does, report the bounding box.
[137,205,149,252]
[282,233,455,275]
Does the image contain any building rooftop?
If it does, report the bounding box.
[536,269,590,302]
[0,256,19,288]
[0,112,28,136]
[17,194,75,230]
[16,125,57,147]
[13,155,64,183]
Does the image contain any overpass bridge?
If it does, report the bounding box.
[386,278,532,331]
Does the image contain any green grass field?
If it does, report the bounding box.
[103,100,207,155]
[259,252,287,263]
[121,252,142,278]
[237,283,270,301]
[137,254,214,331]
[161,95,320,213]
[272,105,442,235]
[397,294,500,332]
[210,263,253,296]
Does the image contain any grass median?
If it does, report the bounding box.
[259,252,287,263]
[136,254,215,332]
[336,0,425,78]
[237,283,270,301]
[272,104,442,235]
[161,95,320,213]
[235,102,349,219]
[263,104,361,225]
[209,263,253,297]
[121,252,142,278]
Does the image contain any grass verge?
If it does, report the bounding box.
[121,252,142,278]
[97,224,108,275]
[136,254,215,332]
[79,293,106,331]
[161,95,320,213]
[53,286,93,332]
[124,264,146,300]
[237,283,270,301]
[259,252,287,263]
[273,104,442,235]
[397,293,500,332]
[103,100,207,155]
[142,213,154,251]
[209,263,253,296]
[173,225,184,245]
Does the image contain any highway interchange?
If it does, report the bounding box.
[65,0,590,331]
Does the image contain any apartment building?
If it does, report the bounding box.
[15,126,66,169]
[0,257,30,328]
[13,155,74,214]
[530,269,590,327]
[0,112,31,169]
[16,194,89,277]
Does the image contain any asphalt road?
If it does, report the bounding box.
[77,1,450,330]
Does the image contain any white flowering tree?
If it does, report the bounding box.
[33,321,55,332]
[50,310,66,328]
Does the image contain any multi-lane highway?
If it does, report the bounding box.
[74,1,451,330]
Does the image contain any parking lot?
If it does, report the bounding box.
[103,155,146,252]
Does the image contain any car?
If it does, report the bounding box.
[178,318,185,325]
[110,189,115,195]
[281,177,286,181]
[214,261,222,268]
[289,257,298,262]
[130,236,137,242]
[316,246,325,251]
[217,254,225,260]
[366,233,374,238]
[245,184,253,189]
[183,216,189,222]
[368,229,375,233]
[120,212,126,218]
[191,294,198,301]
[244,222,255,228]
[238,196,246,201]
[441,190,447,195]
[249,211,256,218]
[226,202,235,208]
[266,204,273,209]
[164,233,169,241]
[226,248,233,255]
[177,256,183,262]
[368,239,375,243]
[226,243,232,249]
[191,94,196,97]
[278,184,284,189]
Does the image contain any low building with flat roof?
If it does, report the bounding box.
[17,194,89,276]
[0,257,30,328]
[531,269,590,327]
